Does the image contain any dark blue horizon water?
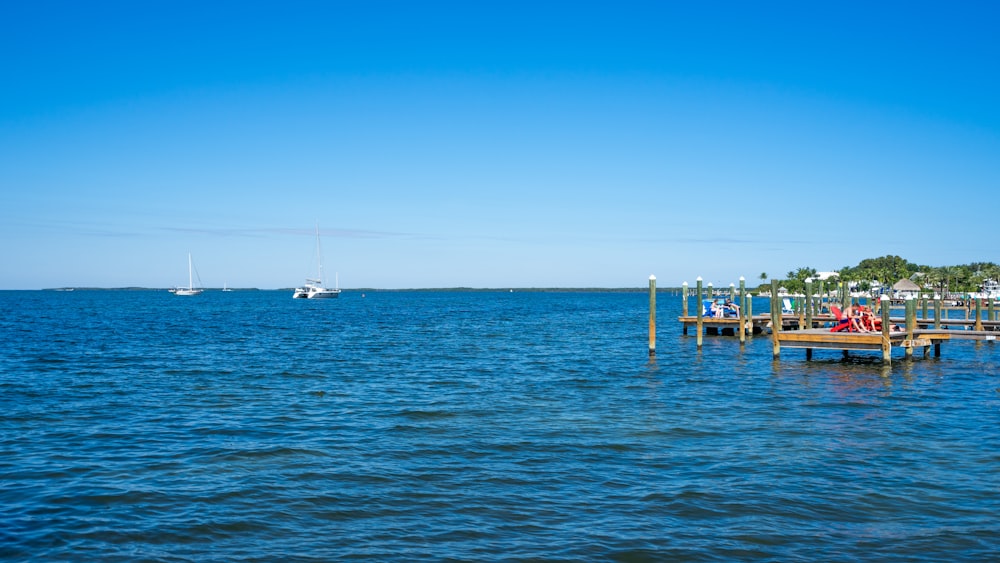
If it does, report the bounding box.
[1,290,998,561]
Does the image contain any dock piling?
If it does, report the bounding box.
[905,295,916,359]
[696,277,704,350]
[771,279,781,358]
[805,278,814,330]
[648,275,656,357]
[818,281,825,314]
[738,277,746,345]
[881,295,892,364]
[681,281,688,318]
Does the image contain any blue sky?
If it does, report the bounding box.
[2,1,998,289]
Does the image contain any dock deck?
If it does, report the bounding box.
[776,328,951,360]
[678,313,837,335]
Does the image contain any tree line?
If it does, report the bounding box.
[758,255,1000,296]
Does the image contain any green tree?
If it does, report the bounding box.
[921,268,943,296]
[941,265,959,297]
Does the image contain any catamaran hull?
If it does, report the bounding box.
[292,287,341,299]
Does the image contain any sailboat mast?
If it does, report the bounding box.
[315,224,323,285]
[188,253,193,290]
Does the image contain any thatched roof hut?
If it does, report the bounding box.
[893,278,921,294]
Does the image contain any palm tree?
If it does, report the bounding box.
[921,268,942,296]
[941,266,959,298]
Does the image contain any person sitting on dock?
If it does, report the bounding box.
[725,299,740,317]
[841,305,866,332]
[847,305,871,332]
[858,307,904,332]
[703,299,716,317]
[711,300,726,318]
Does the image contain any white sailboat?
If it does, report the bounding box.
[170,253,203,296]
[222,282,233,292]
[293,225,341,299]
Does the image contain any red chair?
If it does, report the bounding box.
[830,306,854,332]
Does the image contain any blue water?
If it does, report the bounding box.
[1,290,998,561]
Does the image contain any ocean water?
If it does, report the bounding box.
[1,289,998,562]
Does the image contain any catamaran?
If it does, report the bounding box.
[170,253,203,296]
[293,225,341,299]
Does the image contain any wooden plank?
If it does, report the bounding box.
[913,330,952,340]
[918,330,991,341]
[776,330,889,351]
[779,341,883,350]
[778,329,888,341]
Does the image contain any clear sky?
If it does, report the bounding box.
[2,1,998,290]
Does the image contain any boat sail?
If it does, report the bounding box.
[293,225,341,299]
[170,253,203,296]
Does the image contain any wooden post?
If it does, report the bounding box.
[771,279,781,358]
[881,295,892,364]
[975,297,984,331]
[921,296,928,320]
[738,277,746,344]
[747,289,754,334]
[805,278,814,329]
[990,297,996,323]
[648,275,656,357]
[707,283,715,337]
[696,277,704,350]
[905,296,916,358]
[681,281,688,317]
[934,298,941,329]
[818,280,825,313]
[729,282,736,302]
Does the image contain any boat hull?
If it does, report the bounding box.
[293,286,341,299]
[171,288,203,296]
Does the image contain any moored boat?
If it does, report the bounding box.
[293,225,341,299]
[170,253,203,296]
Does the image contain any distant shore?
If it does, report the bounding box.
[35,287,675,293]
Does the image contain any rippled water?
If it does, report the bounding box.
[1,290,998,561]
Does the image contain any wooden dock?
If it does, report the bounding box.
[668,278,998,364]
[775,328,951,360]
[679,315,1000,335]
